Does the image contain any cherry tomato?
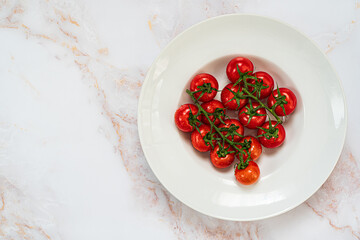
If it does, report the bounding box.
[191,124,215,152]
[221,83,248,110]
[190,73,219,102]
[236,136,262,161]
[235,161,260,185]
[201,100,226,126]
[226,57,254,83]
[267,88,297,116]
[257,121,286,148]
[247,71,274,99]
[210,143,235,168]
[218,119,244,142]
[174,104,200,132]
[238,102,266,129]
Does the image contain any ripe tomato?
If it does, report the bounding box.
[221,83,248,110]
[236,136,262,161]
[267,88,297,116]
[238,102,266,129]
[226,57,254,83]
[218,119,244,142]
[247,71,274,99]
[191,124,215,152]
[174,104,200,132]
[201,100,226,126]
[210,143,235,168]
[190,73,219,102]
[234,161,260,185]
[257,121,286,148]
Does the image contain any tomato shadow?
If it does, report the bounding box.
[282,110,297,125]
[243,128,258,137]
[211,163,234,173]
[262,147,279,157]
[224,109,238,119]
[193,149,210,161]
[233,178,260,189]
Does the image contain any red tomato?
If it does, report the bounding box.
[236,136,262,161]
[257,121,286,148]
[218,119,244,142]
[221,83,248,110]
[174,104,200,132]
[238,102,266,129]
[234,161,260,185]
[190,73,219,102]
[201,100,226,126]
[191,125,215,152]
[226,57,254,83]
[247,71,274,99]
[267,88,297,116]
[210,143,235,168]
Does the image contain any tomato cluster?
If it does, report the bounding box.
[174,57,297,186]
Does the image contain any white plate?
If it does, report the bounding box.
[138,14,347,221]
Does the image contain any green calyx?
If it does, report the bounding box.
[248,78,269,98]
[188,106,202,128]
[224,86,247,110]
[233,139,252,169]
[271,85,288,116]
[216,143,235,158]
[239,99,266,126]
[212,108,226,124]
[236,154,251,170]
[218,124,244,142]
[203,131,217,149]
[193,83,218,100]
[237,138,252,150]
[257,120,279,140]
[233,66,252,87]
[197,83,216,93]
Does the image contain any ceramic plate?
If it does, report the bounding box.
[138,14,347,221]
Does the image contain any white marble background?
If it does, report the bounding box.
[0,0,359,239]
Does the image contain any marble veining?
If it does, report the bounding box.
[0,0,359,239]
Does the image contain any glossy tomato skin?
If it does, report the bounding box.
[247,71,274,99]
[221,83,248,110]
[226,57,254,83]
[190,73,219,102]
[267,88,297,116]
[257,121,286,148]
[174,104,200,132]
[201,100,226,126]
[218,119,244,142]
[236,136,262,161]
[191,124,215,152]
[238,102,266,129]
[210,144,235,168]
[235,161,260,185]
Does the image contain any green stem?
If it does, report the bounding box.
[186,90,245,155]
[234,67,282,124]
[242,88,283,124]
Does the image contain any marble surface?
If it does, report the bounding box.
[0,0,359,239]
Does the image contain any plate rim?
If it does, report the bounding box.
[137,13,348,221]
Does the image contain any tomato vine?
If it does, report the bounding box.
[186,89,249,158]
[186,66,289,167]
